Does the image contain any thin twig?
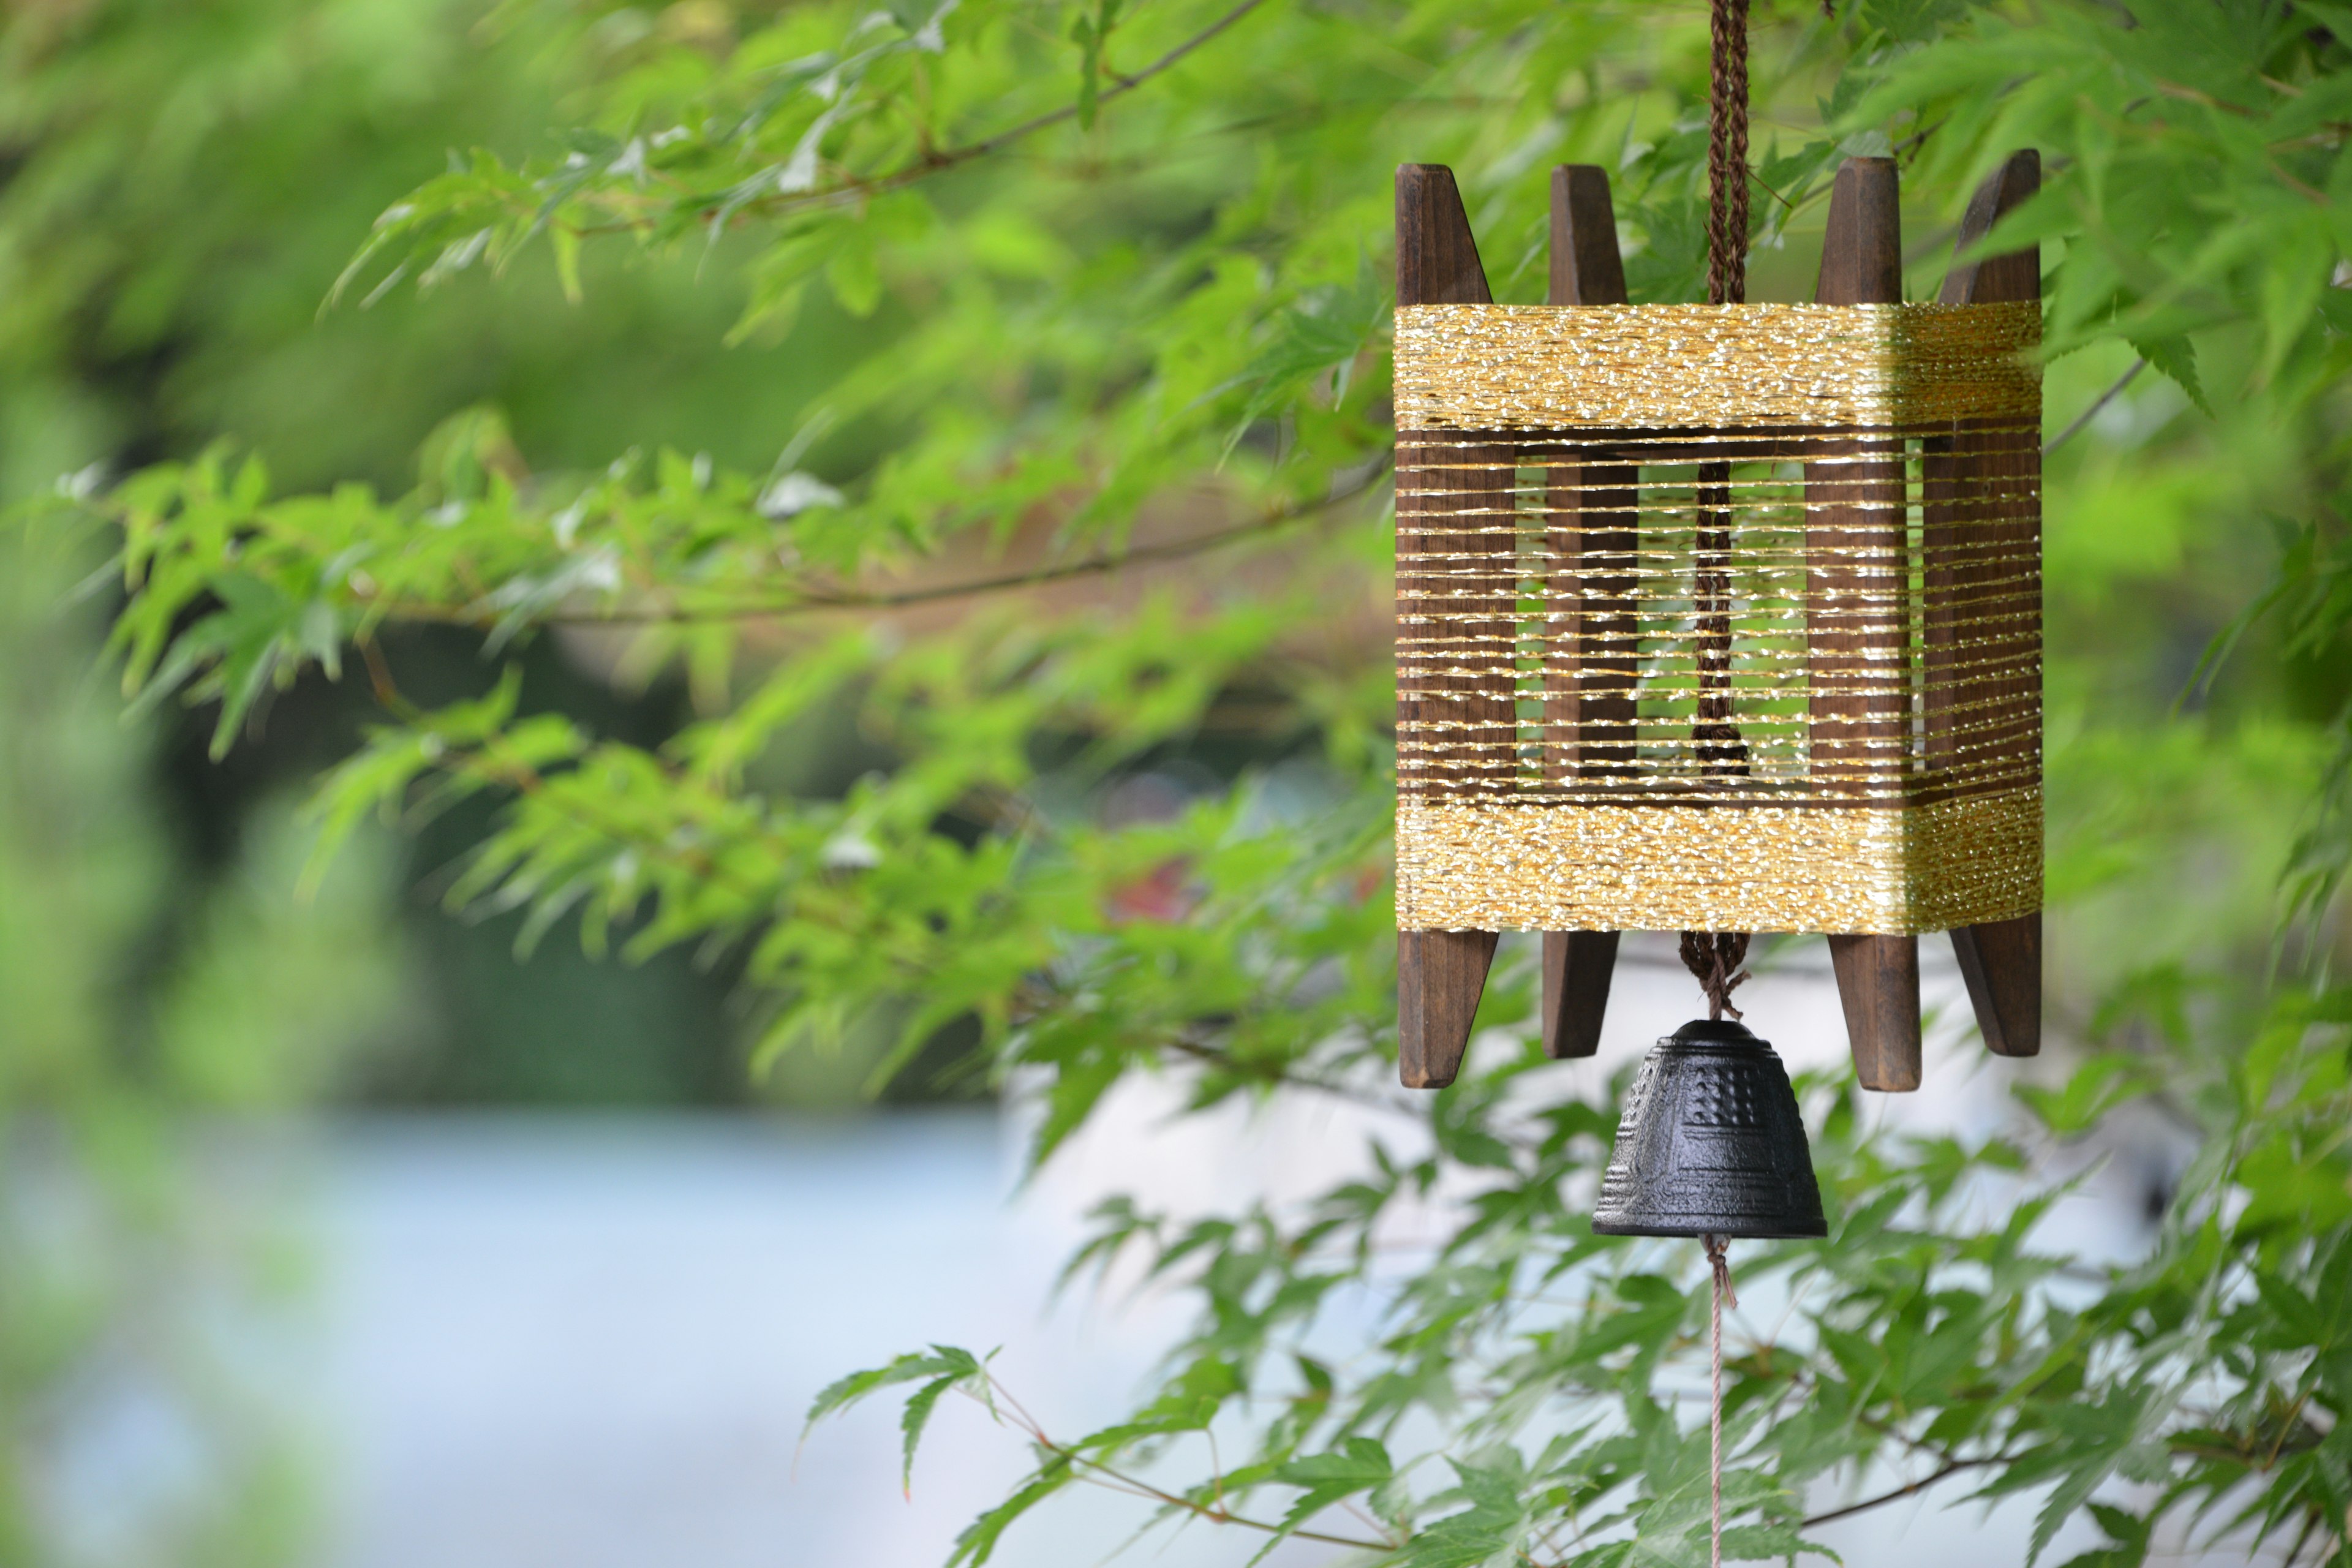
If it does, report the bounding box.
[583,0,1272,235]
[974,1374,1393,1551]
[372,460,1387,630]
[2045,359,2147,456]
[1800,1457,1994,1527]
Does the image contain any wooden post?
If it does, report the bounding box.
[1811,157,1921,1092]
[1538,164,1629,1061]
[1934,149,2043,1059]
[1396,164,1511,1088]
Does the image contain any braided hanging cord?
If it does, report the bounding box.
[1681,0,1754,1019]
[1678,931,1751,1021]
[1705,0,1751,308]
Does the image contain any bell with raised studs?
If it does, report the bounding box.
[1591,1018,1826,1239]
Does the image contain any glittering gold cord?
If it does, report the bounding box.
[1394,791,2043,935]
[1392,302,2042,431]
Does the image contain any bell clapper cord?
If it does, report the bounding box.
[1677,931,1751,1023]
[1697,12,1751,1568]
[1703,1232,1741,1568]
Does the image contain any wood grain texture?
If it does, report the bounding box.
[1540,930,1619,1060]
[1398,164,1494,308]
[1532,165,1630,1068]
[1829,932,1923,1091]
[1951,911,2041,1058]
[1396,163,1513,802]
[1815,157,1904,307]
[1926,149,2040,781]
[1812,157,1921,1092]
[1396,164,1504,1089]
[1548,165,1627,309]
[1401,930,1500,1088]
[1808,156,1910,798]
[1932,150,2043,1061]
[1544,165,1638,783]
[1937,151,2040,307]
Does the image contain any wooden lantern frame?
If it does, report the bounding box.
[1394,153,2045,1093]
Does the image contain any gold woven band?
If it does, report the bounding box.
[1395,788,2042,936]
[1394,301,2041,432]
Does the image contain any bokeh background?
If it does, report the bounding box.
[0,2,2332,1566]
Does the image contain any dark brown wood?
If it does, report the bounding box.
[1933,149,2043,1060]
[1530,166,1632,1066]
[1544,165,1638,782]
[1926,149,2041,783]
[1815,156,1904,306]
[1951,911,2041,1058]
[1398,164,1494,307]
[1811,157,1922,1092]
[1808,156,1911,799]
[1549,165,1627,309]
[1829,932,1922,1091]
[1396,164,1507,1088]
[1540,930,1619,1060]
[1937,150,2040,307]
[1396,162,1512,799]
[1401,930,1501,1087]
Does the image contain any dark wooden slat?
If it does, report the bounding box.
[1541,930,1619,1060]
[1815,156,1904,306]
[1548,164,1627,307]
[1808,156,1911,799]
[1396,164,1506,1090]
[1544,165,1638,782]
[1830,933,1923,1091]
[1398,163,1494,307]
[1927,150,2040,776]
[1937,151,2040,307]
[1811,156,1922,1093]
[1401,930,1500,1088]
[1534,165,1631,1064]
[1934,149,2043,1060]
[1951,911,2040,1058]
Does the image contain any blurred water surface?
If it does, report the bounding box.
[309,1110,1191,1568]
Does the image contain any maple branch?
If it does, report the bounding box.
[370,459,1388,630]
[974,1374,1395,1553]
[586,0,1273,235]
[1801,1457,1996,1528]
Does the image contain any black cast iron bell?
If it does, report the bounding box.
[1591,1017,1826,1240]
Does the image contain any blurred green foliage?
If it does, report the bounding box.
[0,520,400,1564]
[0,3,903,1562]
[12,0,2352,1564]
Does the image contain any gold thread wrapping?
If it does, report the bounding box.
[1396,790,2041,936]
[1394,301,2041,431]
[1392,299,2043,935]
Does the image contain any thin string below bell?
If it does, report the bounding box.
[1646,4,1781,1562]
[1704,1234,1739,1568]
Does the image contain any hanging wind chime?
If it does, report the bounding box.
[1390,2,2043,1560]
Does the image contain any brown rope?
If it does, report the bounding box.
[1703,1234,1740,1568]
[1706,0,1751,307]
[1687,0,1754,1006]
[1678,931,1750,1020]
